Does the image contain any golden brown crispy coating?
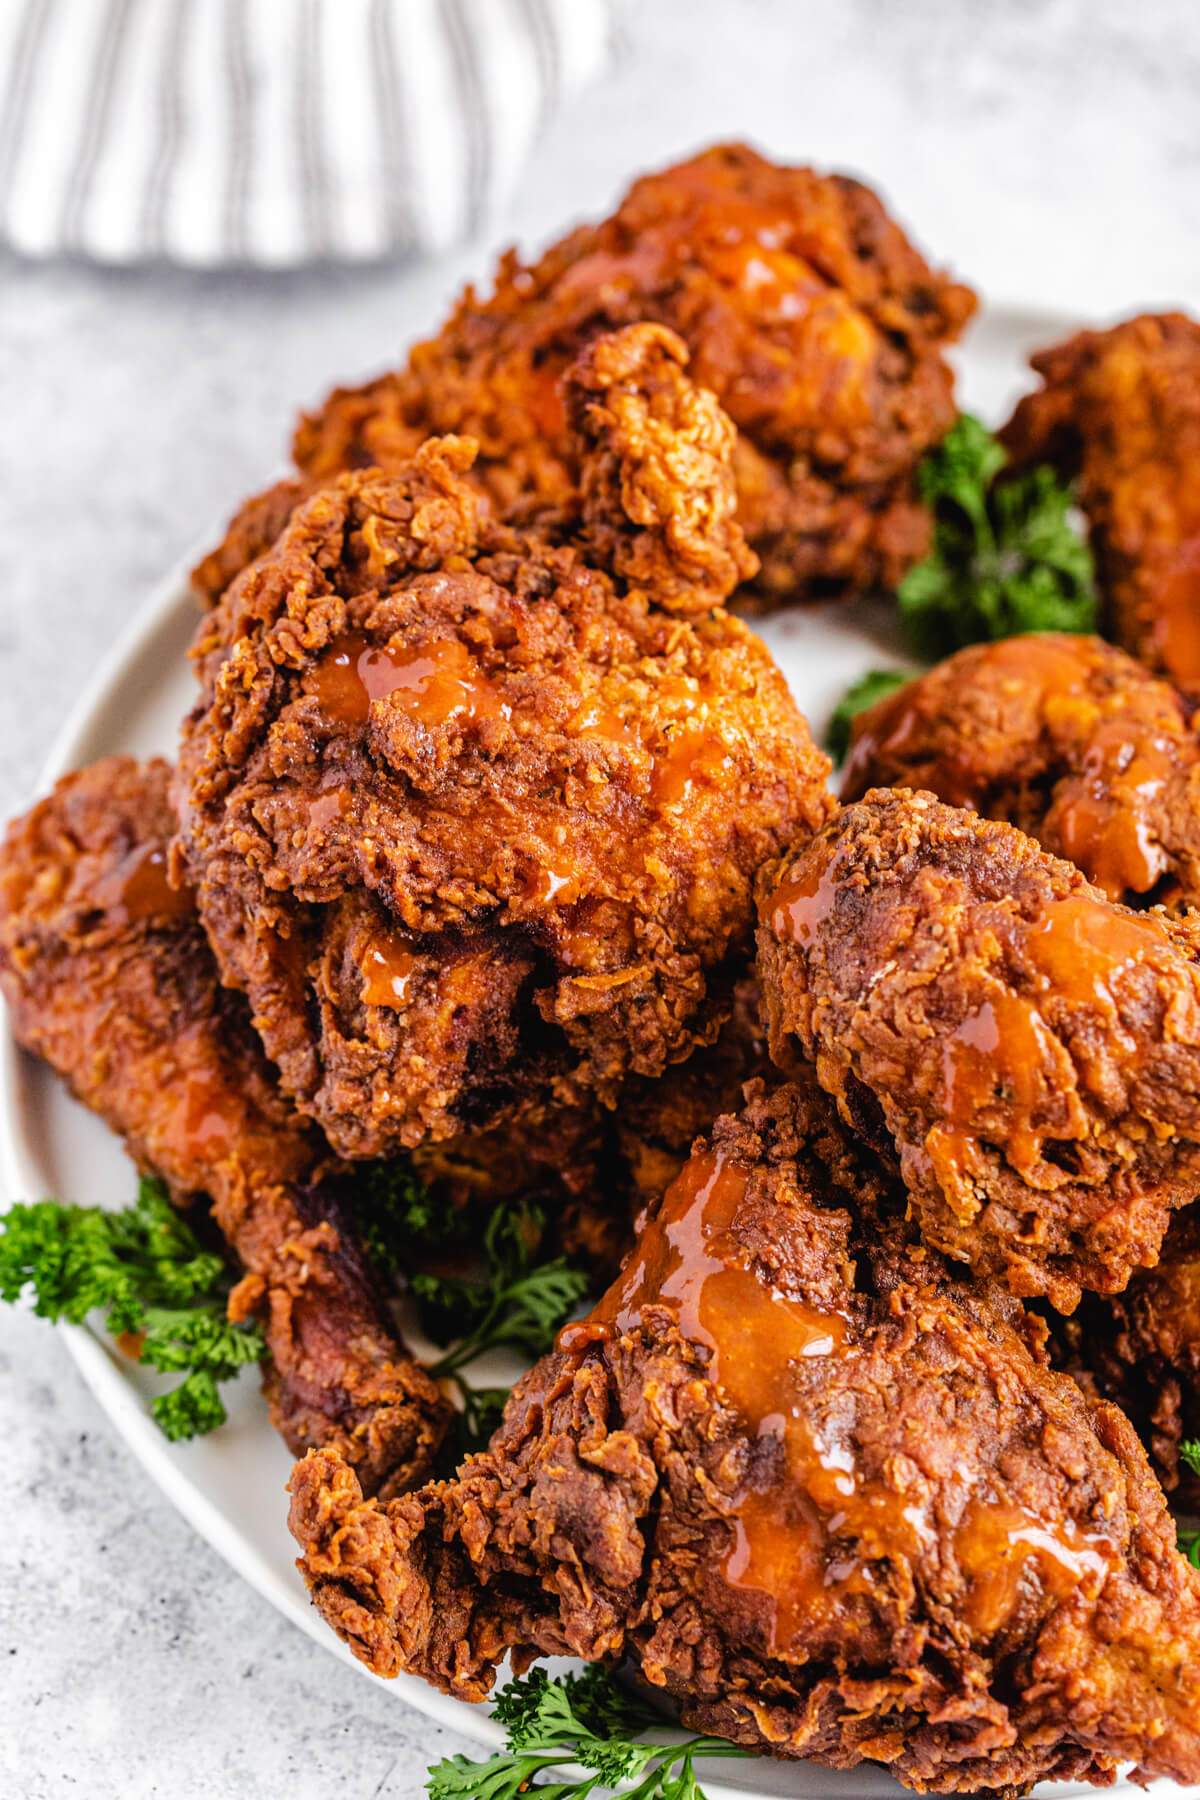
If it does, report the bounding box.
[288,1078,1200,1795]
[0,757,449,1495]
[842,632,1200,907]
[615,967,770,1210]
[176,347,832,1162]
[1001,313,1200,688]
[200,144,973,610]
[756,788,1200,1311]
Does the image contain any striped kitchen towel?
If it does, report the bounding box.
[0,0,612,266]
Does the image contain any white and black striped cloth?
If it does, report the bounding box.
[0,0,612,266]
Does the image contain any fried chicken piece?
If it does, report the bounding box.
[1000,313,1200,688]
[1052,1210,1200,1504]
[176,330,833,1162]
[200,144,973,610]
[756,788,1200,1311]
[615,967,770,1210]
[0,757,449,1495]
[288,1078,1200,1795]
[841,632,1200,907]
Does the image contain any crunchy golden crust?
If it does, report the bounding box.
[176,378,832,1161]
[191,476,314,609]
[201,144,973,610]
[0,757,449,1495]
[756,789,1200,1311]
[288,1079,1200,1795]
[842,633,1200,907]
[1000,313,1200,687]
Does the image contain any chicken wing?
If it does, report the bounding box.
[756,788,1200,1310]
[288,1078,1200,1795]
[0,757,449,1495]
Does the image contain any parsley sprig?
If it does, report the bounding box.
[427,1667,748,1800]
[897,413,1097,658]
[418,1200,591,1462]
[350,1161,593,1461]
[0,1177,265,1439]
[825,667,912,764]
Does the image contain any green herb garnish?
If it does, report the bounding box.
[0,1177,265,1440]
[348,1164,593,1464]
[426,1666,748,1800]
[825,667,911,764]
[349,1155,469,1281]
[897,413,1096,658]
[1179,1439,1200,1477]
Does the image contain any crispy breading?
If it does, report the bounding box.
[756,788,1200,1311]
[288,1078,1200,1795]
[197,144,973,610]
[1001,313,1200,688]
[0,757,449,1495]
[841,632,1200,907]
[176,332,832,1161]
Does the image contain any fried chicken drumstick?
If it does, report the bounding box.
[176,326,832,1163]
[757,788,1200,1311]
[842,632,1200,907]
[0,757,449,1495]
[195,143,974,611]
[1000,313,1200,688]
[289,1078,1200,1795]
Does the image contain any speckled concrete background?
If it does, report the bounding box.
[4,3,1200,1795]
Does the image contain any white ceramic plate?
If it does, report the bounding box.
[1,307,1184,1799]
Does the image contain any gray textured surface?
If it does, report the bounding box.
[3,3,1200,1795]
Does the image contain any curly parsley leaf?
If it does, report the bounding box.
[898,413,1096,659]
[825,668,912,764]
[346,1167,593,1468]
[1179,1525,1200,1569]
[0,1177,264,1440]
[347,1155,469,1280]
[423,1200,590,1376]
[427,1667,747,1800]
[1180,1439,1200,1478]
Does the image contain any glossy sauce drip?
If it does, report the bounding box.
[307,788,351,831]
[931,890,1176,1180]
[929,994,1056,1184]
[311,632,510,731]
[177,1072,235,1165]
[1050,715,1177,898]
[1152,536,1200,686]
[568,1148,885,1652]
[525,856,577,904]
[954,1501,1115,1636]
[360,936,418,1008]
[569,696,640,751]
[110,843,193,925]
[651,725,735,806]
[763,835,838,943]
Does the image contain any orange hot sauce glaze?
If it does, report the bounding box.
[560,1142,1117,1651]
[360,935,418,1008]
[846,634,1183,899]
[563,1147,862,1651]
[311,633,511,730]
[110,843,193,926]
[766,826,1186,1182]
[953,1500,1114,1636]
